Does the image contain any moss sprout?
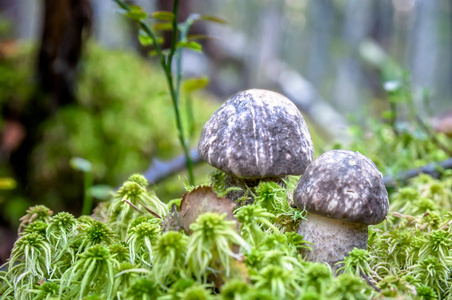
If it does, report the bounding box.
[235,205,279,245]
[4,149,452,300]
[127,221,161,266]
[250,264,300,299]
[152,231,187,287]
[221,279,250,300]
[336,248,373,277]
[300,262,332,296]
[328,274,371,300]
[60,244,117,299]
[125,277,160,300]
[7,232,52,286]
[186,212,250,280]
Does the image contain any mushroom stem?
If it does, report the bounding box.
[224,174,287,205]
[297,213,368,268]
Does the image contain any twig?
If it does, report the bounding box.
[123,198,144,213]
[360,271,381,293]
[142,205,163,219]
[143,151,452,189]
[383,157,452,187]
[144,148,201,184]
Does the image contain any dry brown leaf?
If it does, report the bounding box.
[179,185,237,233]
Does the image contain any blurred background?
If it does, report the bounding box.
[0,0,451,260]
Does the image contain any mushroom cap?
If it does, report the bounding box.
[294,150,389,225]
[198,89,314,178]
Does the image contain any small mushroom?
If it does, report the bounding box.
[198,89,314,203]
[293,150,389,267]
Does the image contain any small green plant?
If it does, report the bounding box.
[59,244,117,299]
[70,157,94,216]
[250,264,300,299]
[186,212,250,280]
[235,205,279,245]
[152,231,187,287]
[46,212,78,251]
[7,232,52,290]
[113,0,225,186]
[109,175,167,239]
[127,221,160,266]
[336,248,373,277]
[3,171,452,299]
[221,279,250,300]
[300,262,332,297]
[3,34,452,299]
[328,273,371,300]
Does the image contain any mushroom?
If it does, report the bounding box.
[198,89,314,203]
[293,150,389,267]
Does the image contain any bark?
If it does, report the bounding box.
[9,0,92,189]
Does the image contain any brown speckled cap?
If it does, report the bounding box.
[198,89,314,179]
[294,150,389,225]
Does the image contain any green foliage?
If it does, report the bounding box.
[336,248,373,277]
[186,212,250,280]
[0,43,218,212]
[114,0,225,185]
[3,170,452,299]
[59,244,116,299]
[3,47,452,300]
[342,76,452,180]
[152,231,187,287]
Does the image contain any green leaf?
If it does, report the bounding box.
[187,34,216,42]
[156,91,168,97]
[138,30,164,47]
[183,77,209,92]
[148,50,158,57]
[382,110,395,120]
[138,34,154,46]
[153,22,173,31]
[70,157,92,173]
[88,185,114,200]
[0,177,16,190]
[176,41,202,53]
[152,11,175,21]
[125,5,148,21]
[198,15,227,24]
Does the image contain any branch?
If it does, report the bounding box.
[383,157,452,187]
[143,148,202,184]
[144,151,452,189]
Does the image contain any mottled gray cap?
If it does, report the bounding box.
[294,150,389,225]
[198,89,314,178]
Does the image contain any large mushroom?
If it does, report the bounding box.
[293,150,389,267]
[198,89,314,203]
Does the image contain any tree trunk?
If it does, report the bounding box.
[9,0,92,190]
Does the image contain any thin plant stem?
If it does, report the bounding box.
[81,172,93,215]
[389,100,398,136]
[402,73,416,124]
[114,0,195,185]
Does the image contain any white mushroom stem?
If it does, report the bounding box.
[297,213,368,267]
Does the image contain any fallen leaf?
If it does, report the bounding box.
[179,186,236,233]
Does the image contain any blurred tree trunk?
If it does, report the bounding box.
[9,0,92,190]
[332,0,371,113]
[409,0,440,108]
[306,0,335,88]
